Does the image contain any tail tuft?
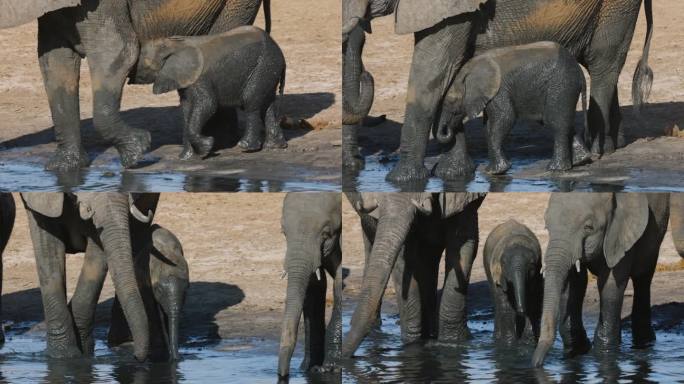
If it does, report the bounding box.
[632,58,653,113]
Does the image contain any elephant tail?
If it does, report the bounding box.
[276,65,286,119]
[263,0,271,34]
[632,0,653,112]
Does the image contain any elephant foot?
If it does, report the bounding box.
[546,157,572,172]
[116,128,151,168]
[46,342,83,359]
[590,138,602,157]
[238,136,263,153]
[343,150,365,173]
[592,329,621,353]
[192,135,215,157]
[0,328,4,344]
[386,159,430,183]
[437,327,472,344]
[485,158,511,175]
[264,135,288,150]
[433,154,476,179]
[310,361,341,374]
[603,136,616,154]
[563,332,592,357]
[632,325,656,348]
[45,146,90,172]
[179,145,195,160]
[572,140,592,166]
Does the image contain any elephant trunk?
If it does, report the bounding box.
[342,201,417,357]
[342,25,374,126]
[278,251,316,378]
[95,195,149,361]
[510,266,527,316]
[532,240,573,367]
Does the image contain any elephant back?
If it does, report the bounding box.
[129,0,228,40]
[484,219,541,286]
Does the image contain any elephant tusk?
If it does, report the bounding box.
[280,270,287,280]
[540,264,546,278]
[575,260,581,273]
[130,205,154,223]
[315,269,321,281]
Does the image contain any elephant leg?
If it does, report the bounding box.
[559,266,591,356]
[546,111,574,173]
[203,107,239,151]
[416,243,441,339]
[301,271,326,371]
[264,101,287,149]
[238,109,265,152]
[438,212,478,342]
[69,239,107,355]
[79,5,149,168]
[343,124,364,172]
[387,17,475,183]
[492,286,517,344]
[631,274,656,347]
[594,267,629,351]
[484,106,514,175]
[37,20,88,171]
[180,89,217,159]
[361,217,382,327]
[391,242,422,343]
[322,262,343,371]
[26,214,80,358]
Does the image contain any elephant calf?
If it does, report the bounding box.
[140,26,287,159]
[483,219,542,345]
[0,193,16,344]
[437,41,591,175]
[109,225,189,362]
[278,193,342,379]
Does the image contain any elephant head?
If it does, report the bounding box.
[0,0,80,29]
[435,56,501,143]
[22,192,151,361]
[149,225,188,362]
[341,192,484,357]
[131,37,205,94]
[278,193,342,378]
[532,193,650,367]
[670,193,684,258]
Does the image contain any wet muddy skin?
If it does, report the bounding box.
[0,322,337,383]
[341,304,684,383]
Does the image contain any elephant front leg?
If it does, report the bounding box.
[27,215,81,358]
[483,107,514,175]
[491,287,518,344]
[559,266,591,356]
[387,20,475,183]
[594,268,628,351]
[301,271,326,371]
[391,246,423,343]
[38,22,89,172]
[69,239,108,355]
[631,274,656,347]
[321,263,343,372]
[180,89,217,160]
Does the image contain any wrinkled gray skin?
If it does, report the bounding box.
[483,219,541,345]
[670,193,684,258]
[342,192,485,357]
[1,0,270,171]
[109,223,188,362]
[21,193,157,361]
[278,193,342,379]
[0,193,16,345]
[437,42,591,175]
[342,0,653,183]
[532,193,670,367]
[139,26,287,159]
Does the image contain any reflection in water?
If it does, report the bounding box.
[342,309,684,383]
[0,160,339,192]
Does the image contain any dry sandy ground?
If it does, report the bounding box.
[2,193,681,347]
[0,0,341,188]
[353,1,684,190]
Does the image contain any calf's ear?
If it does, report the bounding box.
[153,46,203,94]
[463,57,501,119]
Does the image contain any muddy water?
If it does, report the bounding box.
[346,155,684,193]
[0,159,339,192]
[341,307,684,383]
[0,322,331,383]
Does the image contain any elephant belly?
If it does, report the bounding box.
[474,0,601,57]
[129,0,228,41]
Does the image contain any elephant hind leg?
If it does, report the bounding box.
[630,275,655,347]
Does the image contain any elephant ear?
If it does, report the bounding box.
[348,192,380,219]
[439,192,486,218]
[21,193,64,218]
[463,57,501,120]
[0,0,81,29]
[395,0,484,35]
[603,194,649,268]
[153,43,203,95]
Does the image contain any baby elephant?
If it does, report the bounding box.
[484,219,542,344]
[109,225,189,361]
[437,41,591,175]
[141,26,287,159]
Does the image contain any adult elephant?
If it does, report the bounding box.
[0,193,16,345]
[342,192,485,357]
[532,193,669,367]
[342,0,654,182]
[21,192,158,361]
[0,0,271,171]
[670,193,684,258]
